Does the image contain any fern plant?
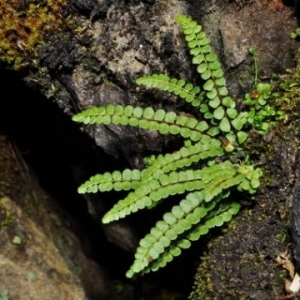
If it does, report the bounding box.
[72,15,267,278]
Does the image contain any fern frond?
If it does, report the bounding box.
[175,15,243,139]
[102,161,239,224]
[126,192,240,277]
[102,169,204,224]
[72,104,208,142]
[175,15,229,98]
[136,74,202,107]
[145,201,240,275]
[141,137,224,179]
[77,169,142,193]
[125,191,208,277]
[149,202,240,273]
[187,201,240,241]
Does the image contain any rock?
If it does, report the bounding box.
[0,135,119,300]
[190,0,298,97]
[36,0,299,165]
[2,0,300,297]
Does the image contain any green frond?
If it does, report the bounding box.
[175,15,243,139]
[126,193,240,277]
[126,191,210,277]
[102,168,205,224]
[72,104,207,142]
[102,161,241,224]
[186,201,240,241]
[144,200,240,275]
[77,169,142,193]
[175,15,228,97]
[136,74,202,107]
[142,136,224,178]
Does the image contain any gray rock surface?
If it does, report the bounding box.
[39,0,298,165]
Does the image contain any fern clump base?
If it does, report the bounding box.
[72,15,270,278]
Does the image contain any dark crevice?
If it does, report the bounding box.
[0,69,132,278]
[0,70,196,299]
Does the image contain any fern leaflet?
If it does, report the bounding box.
[136,74,202,107]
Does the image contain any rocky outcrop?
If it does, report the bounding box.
[0,135,119,300]
[1,0,300,298]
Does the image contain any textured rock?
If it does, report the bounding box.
[7,0,300,297]
[0,135,119,300]
[37,0,299,165]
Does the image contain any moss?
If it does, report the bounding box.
[0,0,68,70]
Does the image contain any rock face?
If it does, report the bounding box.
[0,135,119,300]
[40,0,191,167]
[37,0,299,165]
[2,0,300,298]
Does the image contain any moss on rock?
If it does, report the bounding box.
[0,0,68,69]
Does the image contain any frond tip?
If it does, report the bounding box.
[78,169,142,193]
[136,74,202,107]
[126,192,241,278]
